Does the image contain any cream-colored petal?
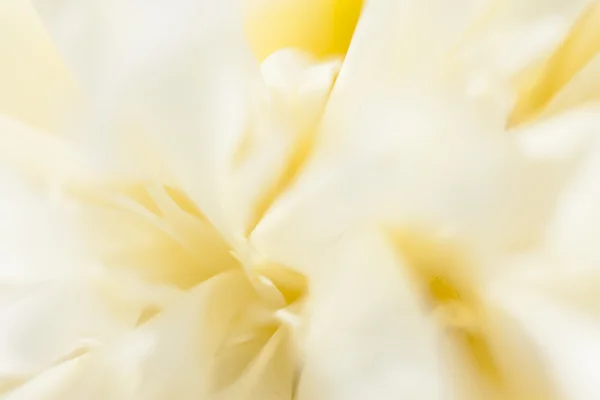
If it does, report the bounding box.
[0,280,140,379]
[219,327,295,400]
[251,83,559,277]
[540,52,600,121]
[223,50,341,242]
[490,287,600,400]
[0,147,92,283]
[0,114,93,190]
[7,272,258,400]
[297,230,448,400]
[455,0,590,118]
[30,0,131,93]
[70,182,238,289]
[0,168,182,387]
[80,4,340,254]
[545,129,600,268]
[327,0,588,129]
[0,0,78,132]
[508,0,600,126]
[70,0,255,242]
[2,356,85,400]
[251,1,594,276]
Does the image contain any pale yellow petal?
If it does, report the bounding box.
[546,131,600,269]
[70,182,238,289]
[2,356,85,400]
[509,1,600,127]
[297,230,448,399]
[82,6,340,253]
[490,287,600,400]
[0,0,78,132]
[0,114,92,188]
[0,281,138,379]
[30,0,131,93]
[14,272,257,400]
[244,0,363,60]
[251,83,559,277]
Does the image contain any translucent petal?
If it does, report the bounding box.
[252,83,560,277]
[6,272,259,400]
[70,182,239,289]
[509,1,600,126]
[0,0,78,132]
[0,280,143,379]
[297,230,448,400]
[81,9,339,254]
[0,114,92,189]
[546,130,600,268]
[2,356,85,400]
[491,287,600,400]
[30,0,132,92]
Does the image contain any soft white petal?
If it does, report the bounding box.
[491,286,600,400]
[0,280,139,378]
[68,0,254,240]
[546,130,600,268]
[7,272,257,400]
[30,0,133,92]
[252,83,559,277]
[2,356,85,400]
[0,114,93,190]
[76,3,340,257]
[297,230,448,400]
[0,0,78,132]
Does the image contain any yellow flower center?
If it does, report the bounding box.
[244,0,364,60]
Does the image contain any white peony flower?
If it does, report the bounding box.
[1,0,600,399]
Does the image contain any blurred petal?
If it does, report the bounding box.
[509,1,600,126]
[70,182,239,289]
[2,356,84,400]
[0,114,92,189]
[244,0,363,60]
[0,279,149,379]
[0,0,77,132]
[252,83,559,277]
[250,0,594,277]
[81,3,340,254]
[6,272,258,400]
[546,128,600,268]
[491,287,600,400]
[30,0,131,92]
[297,230,448,400]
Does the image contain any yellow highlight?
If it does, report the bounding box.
[245,0,363,60]
[508,1,600,128]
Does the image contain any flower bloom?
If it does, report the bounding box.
[2,0,600,399]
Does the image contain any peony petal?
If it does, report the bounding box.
[0,280,141,379]
[2,356,85,400]
[77,4,340,255]
[29,0,133,93]
[509,1,600,126]
[70,182,239,289]
[251,81,560,277]
[5,271,258,400]
[250,1,593,277]
[67,0,256,241]
[0,114,93,189]
[491,286,600,400]
[546,128,600,268]
[297,230,448,400]
[0,0,78,132]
